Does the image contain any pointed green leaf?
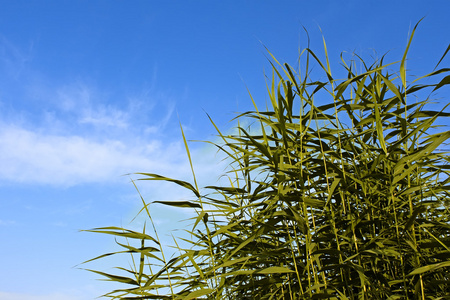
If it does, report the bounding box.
[408,261,450,276]
[183,288,214,300]
[84,269,139,285]
[137,173,201,198]
[432,75,450,92]
[153,200,201,209]
[256,266,295,274]
[400,19,423,88]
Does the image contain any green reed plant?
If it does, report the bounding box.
[83,23,450,299]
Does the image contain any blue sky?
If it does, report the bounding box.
[0,1,449,299]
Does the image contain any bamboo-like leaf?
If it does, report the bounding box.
[408,261,450,276]
[153,200,201,209]
[374,102,388,155]
[84,269,139,285]
[179,121,200,195]
[400,19,423,89]
[182,288,214,300]
[256,266,295,274]
[404,205,426,230]
[434,43,450,70]
[432,75,450,92]
[83,227,159,244]
[137,173,201,198]
[204,186,248,194]
[214,257,251,269]
[379,73,404,104]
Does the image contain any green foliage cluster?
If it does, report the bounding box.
[83,24,450,299]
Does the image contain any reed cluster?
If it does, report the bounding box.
[83,24,450,299]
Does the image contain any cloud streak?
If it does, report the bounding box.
[0,37,225,190]
[0,123,190,186]
[0,292,79,300]
[0,56,190,187]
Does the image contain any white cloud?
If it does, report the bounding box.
[0,124,186,186]
[0,283,110,300]
[0,291,81,300]
[0,219,16,226]
[78,107,128,128]
[0,121,228,189]
[55,83,130,129]
[0,76,227,187]
[0,70,198,186]
[0,43,224,188]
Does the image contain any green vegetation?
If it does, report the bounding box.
[83,24,450,299]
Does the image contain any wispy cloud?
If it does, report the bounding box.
[0,219,16,226]
[55,83,130,129]
[78,107,129,128]
[0,36,225,192]
[0,35,33,80]
[0,283,113,300]
[0,291,82,300]
[0,83,223,188]
[0,123,185,186]
[0,49,189,187]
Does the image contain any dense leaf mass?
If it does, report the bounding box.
[84,25,450,299]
